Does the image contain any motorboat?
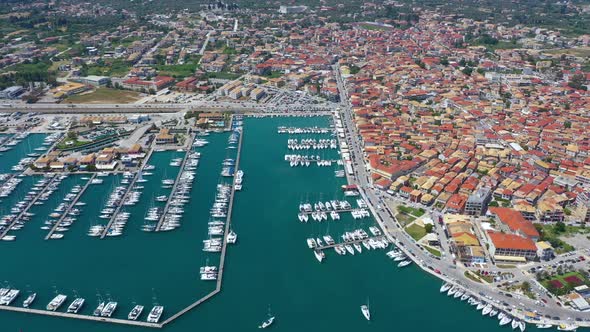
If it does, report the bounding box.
[23,293,36,308]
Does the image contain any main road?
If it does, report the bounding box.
[332,64,589,326]
[0,100,338,114]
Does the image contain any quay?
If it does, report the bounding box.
[0,175,60,239]
[155,134,194,232]
[45,174,97,240]
[314,236,387,251]
[162,122,244,326]
[0,305,161,328]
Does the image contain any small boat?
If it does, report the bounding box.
[440,282,451,293]
[536,324,552,329]
[226,230,237,244]
[258,307,275,329]
[499,315,512,326]
[397,260,411,267]
[23,293,36,308]
[512,320,520,330]
[360,304,370,321]
[557,324,578,331]
[314,250,324,263]
[93,302,105,316]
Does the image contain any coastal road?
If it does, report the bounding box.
[332,65,590,326]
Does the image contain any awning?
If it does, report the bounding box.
[494,255,526,262]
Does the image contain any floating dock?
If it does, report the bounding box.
[0,175,60,239]
[155,135,194,232]
[45,174,97,240]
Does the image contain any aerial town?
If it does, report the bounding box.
[0,0,589,331]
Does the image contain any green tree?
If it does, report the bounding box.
[554,221,566,234]
[425,224,433,233]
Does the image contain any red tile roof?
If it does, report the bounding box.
[487,231,537,251]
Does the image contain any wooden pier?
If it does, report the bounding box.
[0,175,60,239]
[45,174,97,240]
[155,135,194,232]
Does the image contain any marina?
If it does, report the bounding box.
[155,137,195,232]
[0,116,585,332]
[45,174,97,240]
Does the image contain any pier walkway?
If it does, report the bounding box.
[0,305,160,328]
[162,124,243,326]
[0,175,60,239]
[45,174,96,240]
[99,142,156,239]
[99,171,141,239]
[155,135,194,232]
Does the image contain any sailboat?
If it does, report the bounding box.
[258,306,275,329]
[361,299,371,321]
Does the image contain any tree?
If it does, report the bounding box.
[554,221,566,234]
[564,121,572,129]
[67,131,78,140]
[521,281,531,292]
[425,224,433,233]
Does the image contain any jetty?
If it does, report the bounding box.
[0,175,60,239]
[0,305,160,328]
[155,136,194,232]
[45,174,97,240]
[162,123,243,326]
[99,142,156,239]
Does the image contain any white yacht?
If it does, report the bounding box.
[314,250,325,263]
[147,305,164,323]
[360,304,370,321]
[226,230,237,244]
[47,294,67,311]
[128,305,144,320]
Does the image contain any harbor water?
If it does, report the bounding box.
[0,117,542,332]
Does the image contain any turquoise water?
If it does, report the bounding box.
[0,117,534,332]
[0,134,47,173]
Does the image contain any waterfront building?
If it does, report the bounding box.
[486,231,537,263]
[488,207,540,241]
[155,128,176,145]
